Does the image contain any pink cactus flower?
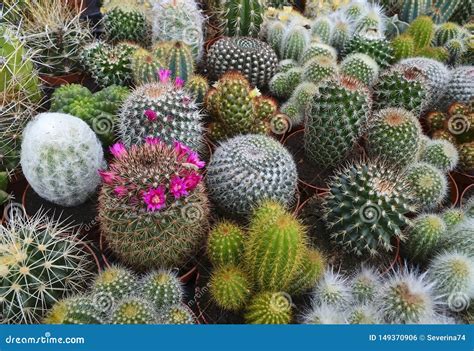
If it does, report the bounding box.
[145,136,162,145]
[173,140,191,159]
[175,77,185,88]
[98,170,116,184]
[158,69,172,83]
[113,186,128,197]
[144,109,157,121]
[183,172,202,191]
[170,176,189,198]
[109,142,127,158]
[143,186,167,212]
[186,151,205,169]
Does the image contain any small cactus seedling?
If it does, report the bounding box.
[244,292,292,324]
[207,221,245,267]
[404,214,446,261]
[141,270,184,310]
[209,265,252,311]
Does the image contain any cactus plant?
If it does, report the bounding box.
[442,66,474,109]
[351,267,381,304]
[300,304,345,324]
[131,49,164,85]
[277,59,298,73]
[98,140,209,270]
[439,218,474,255]
[165,41,194,82]
[311,270,350,307]
[330,13,354,53]
[300,42,338,65]
[404,213,446,261]
[287,247,325,296]
[428,0,463,24]
[103,6,151,46]
[0,212,93,324]
[44,296,104,324]
[340,53,379,86]
[343,30,395,69]
[92,266,138,301]
[207,221,245,267]
[406,16,434,51]
[322,160,415,255]
[441,208,466,230]
[244,201,306,292]
[206,135,297,216]
[347,304,382,324]
[399,0,429,23]
[151,0,205,61]
[158,304,196,324]
[406,162,448,209]
[280,25,311,61]
[20,112,105,207]
[434,22,462,46]
[266,21,286,57]
[219,0,265,37]
[302,56,338,85]
[459,142,474,171]
[110,297,157,324]
[311,16,333,44]
[207,37,278,89]
[185,75,209,104]
[269,68,303,100]
[353,3,385,35]
[141,270,184,310]
[304,75,372,168]
[290,82,318,111]
[118,73,204,152]
[391,34,415,61]
[244,292,292,324]
[419,139,459,172]
[209,265,252,311]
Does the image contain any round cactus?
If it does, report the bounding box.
[343,30,395,69]
[323,160,414,255]
[98,140,209,270]
[281,25,311,61]
[287,247,325,296]
[92,266,138,302]
[378,268,437,324]
[300,304,345,324]
[391,34,415,61]
[302,56,338,85]
[103,7,151,46]
[311,270,350,308]
[269,67,303,100]
[340,53,379,86]
[209,265,251,311]
[109,297,157,324]
[439,218,474,255]
[434,22,462,46]
[165,41,195,82]
[304,75,372,168]
[276,59,298,73]
[219,0,264,37]
[0,212,93,324]
[351,267,381,304]
[244,201,306,291]
[131,50,163,85]
[266,21,285,56]
[141,270,184,310]
[158,304,196,324]
[419,139,459,172]
[347,304,382,324]
[405,162,448,209]
[20,112,105,207]
[311,16,333,44]
[207,37,278,88]
[404,213,446,261]
[330,13,354,53]
[44,296,104,324]
[366,108,422,168]
[290,82,319,112]
[443,66,474,109]
[244,292,292,324]
[406,16,434,50]
[300,42,338,64]
[442,208,466,230]
[207,221,245,267]
[118,76,204,152]
[459,142,474,171]
[206,135,297,216]
[185,75,209,104]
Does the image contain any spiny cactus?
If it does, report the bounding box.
[399,0,430,23]
[266,21,286,56]
[300,304,345,324]
[350,266,381,304]
[206,134,297,216]
[372,66,430,116]
[442,208,466,230]
[300,42,338,64]
[110,297,157,324]
[428,251,474,309]
[406,162,448,209]
[290,82,318,112]
[311,270,351,308]
[347,304,382,324]
[439,218,473,255]
[428,0,463,24]
[353,3,386,35]
[406,16,434,50]
[103,6,151,46]
[92,266,138,301]
[322,160,415,256]
[419,139,459,172]
[185,75,209,104]
[417,46,449,62]
[44,296,104,324]
[220,0,265,37]
[311,16,333,44]
[141,270,184,310]
[166,41,194,82]
[340,53,379,86]
[207,37,278,89]
[244,292,292,324]
[330,13,354,53]
[0,212,93,324]
[442,66,474,109]
[302,56,338,85]
[118,73,204,152]
[151,0,204,61]
[20,112,104,207]
[280,25,311,61]
[98,140,209,270]
[207,221,245,267]
[459,142,474,172]
[244,201,306,292]
[131,49,164,85]
[304,75,372,168]
[343,30,395,69]
[209,265,252,311]
[158,304,196,324]
[378,268,437,324]
[391,34,415,61]
[404,213,446,261]
[366,108,422,168]
[287,247,325,296]
[277,59,298,73]
[280,100,304,127]
[269,67,303,100]
[445,38,467,65]
[434,22,462,46]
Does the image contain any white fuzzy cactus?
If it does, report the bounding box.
[20,112,105,207]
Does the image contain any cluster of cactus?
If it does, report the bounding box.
[118,69,204,152]
[50,84,130,145]
[206,72,281,141]
[102,6,152,46]
[216,0,265,37]
[45,266,196,324]
[98,139,209,270]
[20,112,105,207]
[207,201,325,324]
[1,212,94,324]
[206,134,298,216]
[207,37,278,88]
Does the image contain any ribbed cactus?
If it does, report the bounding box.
[220,0,265,37]
[353,3,385,35]
[281,25,311,61]
[391,34,415,61]
[406,162,448,208]
[0,212,93,324]
[399,0,429,23]
[44,296,104,324]
[98,140,209,270]
[92,266,138,301]
[267,21,285,57]
[322,160,414,255]
[330,13,354,53]
[269,68,303,100]
[141,270,184,310]
[302,56,338,85]
[206,135,297,216]
[209,265,252,311]
[347,305,382,324]
[419,139,459,172]
[20,113,105,207]
[443,66,474,109]
[366,108,422,168]
[300,42,338,64]
[340,53,379,86]
[110,297,157,324]
[428,0,463,24]
[207,37,278,88]
[459,142,474,171]
[244,292,292,324]
[206,72,277,140]
[304,75,372,168]
[417,46,449,61]
[244,201,306,292]
[166,41,194,82]
[185,75,209,104]
[300,304,345,324]
[439,218,473,255]
[311,270,350,307]
[131,50,163,85]
[207,221,245,267]
[351,267,381,304]
[404,213,446,261]
[311,16,333,44]
[343,30,395,69]
[434,22,462,46]
[103,6,151,46]
[158,304,196,324]
[277,59,298,73]
[118,75,204,152]
[151,0,205,61]
[441,208,466,230]
[287,247,325,296]
[406,16,434,50]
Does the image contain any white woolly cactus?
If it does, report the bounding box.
[300,304,346,324]
[20,112,105,207]
[311,269,351,308]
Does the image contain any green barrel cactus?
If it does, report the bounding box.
[404,213,446,261]
[158,304,196,324]
[165,41,194,82]
[209,265,252,311]
[141,270,184,310]
[92,266,138,301]
[405,162,448,208]
[300,42,338,65]
[269,67,303,100]
[185,75,209,104]
[103,6,151,46]
[391,34,415,61]
[351,267,381,304]
[109,297,157,324]
[419,139,459,172]
[244,292,292,324]
[434,22,462,46]
[44,296,104,324]
[302,56,338,85]
[281,25,311,61]
[343,30,395,69]
[406,16,434,50]
[207,221,245,267]
[220,0,265,37]
[340,53,379,86]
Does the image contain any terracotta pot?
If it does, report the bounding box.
[39,72,86,87]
